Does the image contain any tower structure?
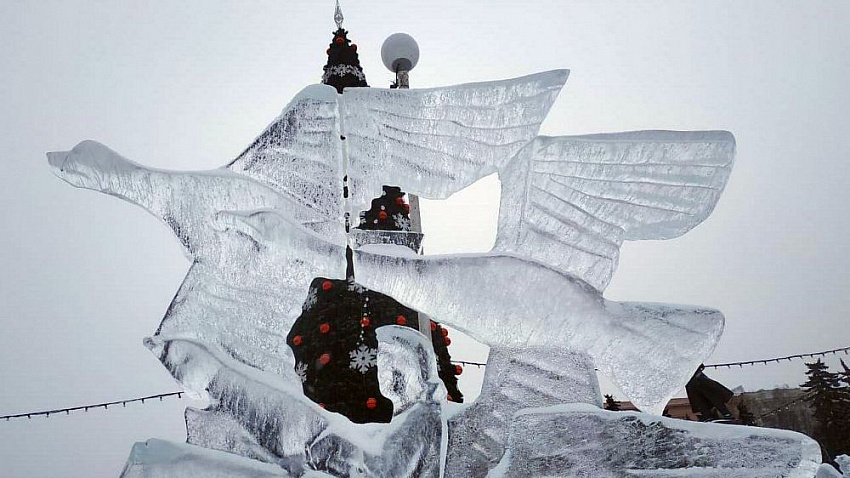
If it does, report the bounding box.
[286,2,463,424]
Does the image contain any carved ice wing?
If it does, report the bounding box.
[227,84,344,225]
[340,70,569,209]
[495,130,736,291]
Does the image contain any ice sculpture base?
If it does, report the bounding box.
[494,403,821,478]
[120,439,294,478]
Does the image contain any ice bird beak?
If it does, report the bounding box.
[46,150,70,172]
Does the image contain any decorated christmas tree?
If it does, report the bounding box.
[358,186,411,231]
[288,10,462,424]
[322,2,367,93]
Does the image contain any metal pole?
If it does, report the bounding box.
[397,69,432,343]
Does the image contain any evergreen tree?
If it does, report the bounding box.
[322,27,368,94]
[288,277,462,424]
[736,398,757,426]
[801,360,850,458]
[603,394,620,411]
[358,186,412,231]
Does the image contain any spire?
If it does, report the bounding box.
[334,0,344,30]
[322,0,368,94]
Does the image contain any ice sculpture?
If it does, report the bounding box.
[48,70,823,477]
[817,457,849,478]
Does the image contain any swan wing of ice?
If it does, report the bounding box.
[495,130,736,291]
[340,70,569,210]
[227,83,345,229]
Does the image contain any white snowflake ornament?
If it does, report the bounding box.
[393,214,411,231]
[295,362,308,383]
[349,344,377,373]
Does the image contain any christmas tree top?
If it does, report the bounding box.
[322,0,367,93]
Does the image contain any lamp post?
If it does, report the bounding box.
[381,33,432,342]
[381,33,422,232]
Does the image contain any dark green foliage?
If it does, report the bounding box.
[288,277,463,424]
[322,28,367,94]
[736,398,757,426]
[358,186,411,231]
[801,360,850,458]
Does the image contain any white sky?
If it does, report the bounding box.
[2,1,849,476]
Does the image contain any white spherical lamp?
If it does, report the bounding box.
[381,33,420,72]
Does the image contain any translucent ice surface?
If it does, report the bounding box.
[120,439,291,478]
[49,69,819,477]
[496,131,736,291]
[341,71,568,210]
[493,404,821,478]
[223,209,722,415]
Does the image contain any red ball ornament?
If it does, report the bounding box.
[366,397,378,409]
[334,36,345,45]
[360,317,371,327]
[404,204,410,212]
[440,328,449,337]
[444,336,452,346]
[430,321,437,332]
[395,197,405,206]
[455,365,463,375]
[319,323,331,334]
[378,211,388,220]
[319,353,331,365]
[292,335,303,346]
[350,44,357,52]
[396,315,407,326]
[322,280,333,291]
[319,403,326,409]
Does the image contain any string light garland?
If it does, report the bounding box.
[703,346,850,369]
[2,392,184,422]
[3,346,847,423]
[455,346,850,370]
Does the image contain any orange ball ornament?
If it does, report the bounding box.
[378,211,388,220]
[322,280,333,291]
[396,315,407,326]
[366,397,378,409]
[319,353,331,365]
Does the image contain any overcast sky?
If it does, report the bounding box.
[2,1,849,476]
